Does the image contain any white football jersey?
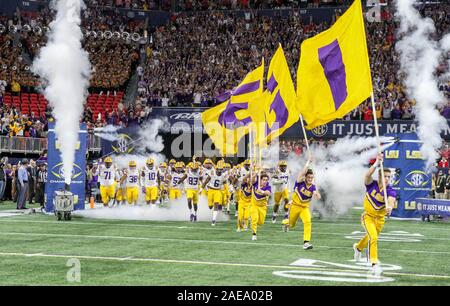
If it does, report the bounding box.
[207,169,227,190]
[170,172,184,189]
[126,169,140,187]
[272,168,290,192]
[142,166,158,187]
[185,169,201,190]
[97,165,117,187]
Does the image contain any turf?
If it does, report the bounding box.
[0,201,449,285]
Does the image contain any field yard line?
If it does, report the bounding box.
[1,219,450,242]
[0,251,448,280]
[4,216,450,232]
[3,231,450,255]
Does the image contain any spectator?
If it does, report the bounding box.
[438,157,449,169]
[435,170,446,200]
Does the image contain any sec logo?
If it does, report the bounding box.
[311,125,328,137]
[405,170,429,188]
[112,134,134,154]
[51,163,83,180]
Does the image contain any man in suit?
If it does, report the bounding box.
[17,159,29,210]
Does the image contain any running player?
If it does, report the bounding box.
[271,160,290,223]
[237,172,252,232]
[116,167,127,205]
[158,162,169,204]
[167,162,184,200]
[178,162,202,221]
[95,157,117,207]
[122,160,140,205]
[282,157,321,250]
[202,162,228,226]
[201,159,214,197]
[249,172,272,241]
[353,153,396,276]
[141,158,159,205]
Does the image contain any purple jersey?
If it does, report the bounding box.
[252,180,272,205]
[293,180,317,204]
[364,180,397,217]
[240,181,252,199]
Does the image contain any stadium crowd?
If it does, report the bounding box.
[0,2,449,133]
[137,2,450,118]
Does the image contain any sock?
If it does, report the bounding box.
[212,210,218,221]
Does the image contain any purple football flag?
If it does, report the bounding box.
[215,90,233,103]
[218,100,252,129]
[318,39,348,110]
[233,80,260,96]
[267,74,278,93]
[265,90,288,136]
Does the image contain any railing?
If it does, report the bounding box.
[0,135,47,154]
[0,134,102,154]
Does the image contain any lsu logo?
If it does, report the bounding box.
[385,150,399,159]
[112,134,134,154]
[406,150,423,159]
[311,125,328,137]
[405,170,429,188]
[51,163,83,180]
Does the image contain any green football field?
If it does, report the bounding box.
[0,201,449,286]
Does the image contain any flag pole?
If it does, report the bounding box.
[370,92,389,206]
[258,139,262,189]
[299,114,311,159]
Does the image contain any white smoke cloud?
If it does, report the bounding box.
[281,136,396,217]
[94,125,120,142]
[32,0,91,184]
[75,196,229,222]
[441,33,450,80]
[395,0,448,168]
[136,118,170,154]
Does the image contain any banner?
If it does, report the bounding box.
[147,108,450,139]
[100,124,141,157]
[383,133,431,219]
[415,198,450,217]
[45,122,87,212]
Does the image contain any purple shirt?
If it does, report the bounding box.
[252,180,272,202]
[240,181,252,199]
[294,180,317,203]
[365,180,397,208]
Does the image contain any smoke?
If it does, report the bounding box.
[441,33,450,80]
[395,0,448,169]
[280,136,396,217]
[74,197,229,222]
[32,0,91,184]
[94,125,120,142]
[136,118,170,154]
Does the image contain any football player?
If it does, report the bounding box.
[271,160,290,223]
[178,162,202,221]
[141,158,159,205]
[202,162,228,226]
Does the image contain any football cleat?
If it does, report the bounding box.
[234,211,238,217]
[193,215,197,222]
[303,242,313,250]
[353,243,362,262]
[236,228,242,232]
[190,214,194,222]
[211,220,216,226]
[272,214,277,223]
[252,234,257,241]
[370,263,383,277]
